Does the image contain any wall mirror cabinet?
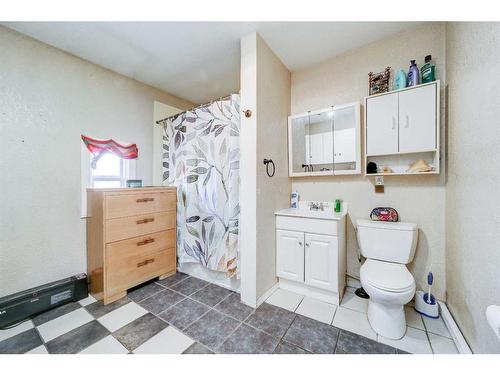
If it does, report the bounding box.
[288,102,361,177]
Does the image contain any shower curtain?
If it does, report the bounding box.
[161,94,240,277]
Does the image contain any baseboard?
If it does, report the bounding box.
[279,279,341,305]
[256,283,279,308]
[346,275,361,289]
[439,301,472,354]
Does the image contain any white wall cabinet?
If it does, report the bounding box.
[288,102,361,177]
[365,81,440,175]
[398,84,436,153]
[366,92,399,156]
[275,209,346,304]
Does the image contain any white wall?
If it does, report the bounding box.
[0,26,192,297]
[445,22,500,354]
[240,33,291,306]
[291,23,447,299]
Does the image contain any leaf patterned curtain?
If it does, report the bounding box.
[161,94,240,277]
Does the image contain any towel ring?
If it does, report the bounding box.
[263,159,275,177]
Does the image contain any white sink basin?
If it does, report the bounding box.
[275,207,346,220]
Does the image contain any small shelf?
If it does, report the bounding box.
[366,149,438,158]
[366,171,439,177]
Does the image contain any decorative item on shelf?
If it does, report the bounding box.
[380,166,393,174]
[407,59,420,87]
[394,69,407,90]
[407,159,434,173]
[366,161,378,174]
[126,179,143,188]
[368,67,391,95]
[370,207,399,222]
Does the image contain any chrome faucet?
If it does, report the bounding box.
[309,201,324,211]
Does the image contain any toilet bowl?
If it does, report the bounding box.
[361,259,416,339]
[356,219,418,340]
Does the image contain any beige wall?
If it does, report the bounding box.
[445,22,500,354]
[0,26,192,297]
[291,23,447,299]
[255,34,292,299]
[240,33,291,306]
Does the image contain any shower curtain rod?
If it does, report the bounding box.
[155,94,233,125]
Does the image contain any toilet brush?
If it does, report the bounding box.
[415,272,439,318]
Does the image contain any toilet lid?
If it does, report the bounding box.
[361,259,415,292]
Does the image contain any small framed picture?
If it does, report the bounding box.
[368,67,391,96]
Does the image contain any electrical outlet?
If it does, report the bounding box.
[375,176,384,186]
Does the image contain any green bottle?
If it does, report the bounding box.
[421,55,436,83]
[334,199,342,213]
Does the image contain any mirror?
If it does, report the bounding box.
[288,102,360,177]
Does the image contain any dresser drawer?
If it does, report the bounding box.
[105,212,176,243]
[105,229,176,258]
[105,191,176,219]
[105,248,176,297]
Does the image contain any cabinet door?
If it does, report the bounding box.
[276,230,304,282]
[398,84,436,153]
[366,93,399,156]
[304,233,338,291]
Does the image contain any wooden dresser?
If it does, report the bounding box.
[86,187,177,304]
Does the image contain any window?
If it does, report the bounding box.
[90,152,130,188]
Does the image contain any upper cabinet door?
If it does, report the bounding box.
[304,233,338,292]
[276,230,304,283]
[366,93,399,156]
[398,84,437,153]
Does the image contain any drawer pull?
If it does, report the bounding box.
[136,218,154,225]
[137,258,155,267]
[137,238,155,246]
[136,197,155,203]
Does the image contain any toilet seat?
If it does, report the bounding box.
[361,259,414,293]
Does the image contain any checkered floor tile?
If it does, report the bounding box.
[1,273,453,354]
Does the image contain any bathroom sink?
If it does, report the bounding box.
[275,207,345,220]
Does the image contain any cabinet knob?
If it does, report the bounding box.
[306,243,310,247]
[405,115,410,128]
[298,241,303,246]
[392,116,396,130]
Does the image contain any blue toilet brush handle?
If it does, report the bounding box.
[427,272,433,304]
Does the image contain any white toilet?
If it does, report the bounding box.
[356,219,418,340]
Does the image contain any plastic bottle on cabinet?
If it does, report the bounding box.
[421,55,436,83]
[407,60,420,87]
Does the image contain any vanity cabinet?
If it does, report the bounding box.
[276,230,304,282]
[365,81,440,175]
[275,208,346,304]
[304,233,339,291]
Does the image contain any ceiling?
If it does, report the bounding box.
[4,22,422,104]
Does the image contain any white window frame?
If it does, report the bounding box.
[81,143,136,217]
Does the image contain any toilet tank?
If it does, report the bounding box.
[356,219,418,264]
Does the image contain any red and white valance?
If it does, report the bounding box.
[81,135,138,168]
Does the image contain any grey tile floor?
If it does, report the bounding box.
[0,273,405,354]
